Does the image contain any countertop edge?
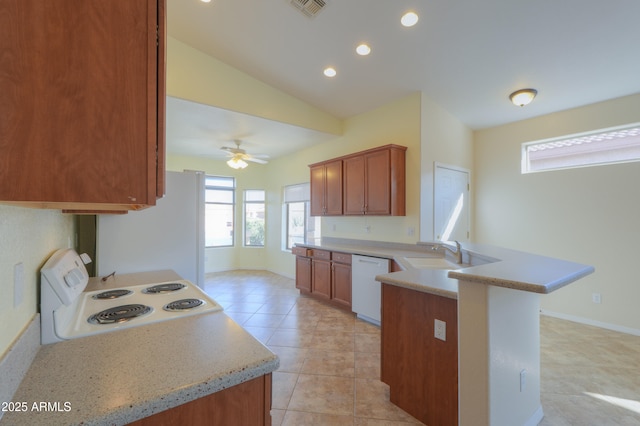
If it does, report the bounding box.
[375,271,458,300]
[294,238,595,296]
[449,264,596,294]
[93,356,280,426]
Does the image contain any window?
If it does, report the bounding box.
[244,190,265,247]
[284,183,320,250]
[522,123,640,173]
[205,176,235,247]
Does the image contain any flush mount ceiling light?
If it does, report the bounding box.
[401,11,419,27]
[356,43,371,56]
[227,157,248,169]
[323,67,337,77]
[509,88,538,107]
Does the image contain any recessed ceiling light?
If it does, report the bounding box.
[401,11,419,27]
[323,67,337,77]
[356,43,371,56]
[200,0,212,3]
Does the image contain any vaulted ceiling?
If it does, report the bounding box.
[166,0,640,160]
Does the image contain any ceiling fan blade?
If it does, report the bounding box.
[246,157,268,164]
[220,146,244,155]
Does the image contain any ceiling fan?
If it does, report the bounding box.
[220,140,269,169]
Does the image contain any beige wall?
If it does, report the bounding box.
[0,206,74,358]
[420,95,474,241]
[474,93,640,333]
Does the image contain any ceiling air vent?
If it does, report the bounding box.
[290,0,326,18]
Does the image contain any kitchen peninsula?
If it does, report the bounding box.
[293,238,594,426]
[0,271,278,426]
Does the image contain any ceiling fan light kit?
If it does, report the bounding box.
[221,140,269,169]
[227,157,248,169]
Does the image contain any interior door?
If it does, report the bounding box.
[434,163,470,242]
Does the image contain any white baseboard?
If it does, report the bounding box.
[540,310,640,337]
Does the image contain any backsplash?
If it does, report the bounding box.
[0,205,74,358]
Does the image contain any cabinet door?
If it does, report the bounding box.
[343,155,365,215]
[381,284,458,426]
[309,164,326,216]
[128,374,271,426]
[0,0,164,210]
[295,256,312,292]
[309,160,342,216]
[311,259,331,300]
[324,160,343,215]
[331,262,352,308]
[364,149,391,215]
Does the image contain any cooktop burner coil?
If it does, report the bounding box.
[88,304,153,325]
[163,298,204,312]
[142,282,187,294]
[92,289,133,300]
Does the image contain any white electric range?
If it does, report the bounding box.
[40,249,223,344]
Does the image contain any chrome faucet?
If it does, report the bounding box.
[432,240,463,264]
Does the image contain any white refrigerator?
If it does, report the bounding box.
[96,170,205,286]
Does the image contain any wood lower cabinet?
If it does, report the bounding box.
[311,252,332,300]
[128,374,272,426]
[295,255,312,293]
[0,0,165,211]
[331,253,352,308]
[293,248,352,310]
[381,283,458,426]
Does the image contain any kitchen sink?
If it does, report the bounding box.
[404,257,467,270]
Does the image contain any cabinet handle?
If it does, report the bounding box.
[358,259,381,265]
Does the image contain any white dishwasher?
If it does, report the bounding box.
[351,255,390,325]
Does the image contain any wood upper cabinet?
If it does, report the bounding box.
[310,160,343,216]
[344,145,406,216]
[0,0,166,211]
[310,144,406,217]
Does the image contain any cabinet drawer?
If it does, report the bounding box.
[309,249,331,260]
[331,252,352,264]
[292,246,309,257]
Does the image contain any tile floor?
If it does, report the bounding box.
[203,270,640,426]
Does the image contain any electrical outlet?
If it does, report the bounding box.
[520,369,526,392]
[434,319,446,341]
[592,293,602,304]
[407,226,415,236]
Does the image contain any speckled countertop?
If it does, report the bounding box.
[0,271,279,426]
[295,238,595,299]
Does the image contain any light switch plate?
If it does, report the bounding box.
[434,319,446,341]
